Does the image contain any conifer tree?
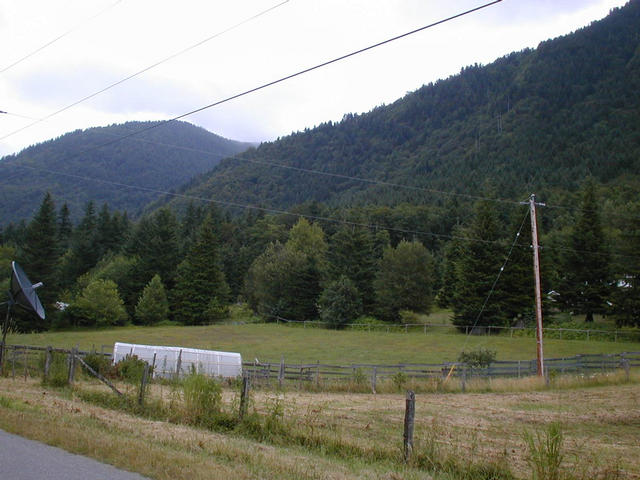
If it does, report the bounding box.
[328,226,376,312]
[135,274,169,325]
[173,213,230,325]
[18,192,59,330]
[319,275,362,329]
[56,203,72,252]
[559,180,610,322]
[451,200,507,329]
[373,240,435,322]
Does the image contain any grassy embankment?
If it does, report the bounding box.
[5,311,639,365]
[0,373,638,480]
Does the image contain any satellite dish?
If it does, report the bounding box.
[10,261,45,320]
[1,261,46,368]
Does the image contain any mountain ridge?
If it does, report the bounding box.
[0,120,252,224]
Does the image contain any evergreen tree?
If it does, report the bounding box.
[328,226,376,312]
[318,275,362,329]
[611,202,640,326]
[373,240,435,322]
[56,203,72,252]
[451,200,508,329]
[19,192,59,328]
[172,213,230,325]
[135,274,169,325]
[72,200,99,275]
[559,180,610,322]
[436,227,465,308]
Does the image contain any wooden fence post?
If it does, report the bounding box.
[239,374,250,420]
[371,366,377,394]
[68,347,77,385]
[461,366,467,393]
[43,346,52,380]
[315,361,320,388]
[23,348,28,380]
[403,390,415,463]
[138,363,150,406]
[622,358,630,382]
[175,349,182,379]
[278,356,285,389]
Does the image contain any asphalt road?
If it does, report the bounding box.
[0,429,151,480]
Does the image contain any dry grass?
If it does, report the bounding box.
[1,373,639,480]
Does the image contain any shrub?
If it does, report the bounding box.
[182,373,222,425]
[113,355,149,384]
[42,351,68,388]
[458,348,497,369]
[82,352,112,377]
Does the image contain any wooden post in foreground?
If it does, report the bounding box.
[138,363,150,406]
[239,374,250,420]
[68,347,77,385]
[403,390,416,463]
[43,346,52,380]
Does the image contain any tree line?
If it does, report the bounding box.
[1,179,639,333]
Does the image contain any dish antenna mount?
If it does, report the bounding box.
[0,261,45,367]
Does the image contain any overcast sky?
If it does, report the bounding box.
[0,0,629,157]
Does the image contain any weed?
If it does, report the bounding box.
[391,370,408,390]
[42,351,69,388]
[524,422,565,480]
[181,372,222,425]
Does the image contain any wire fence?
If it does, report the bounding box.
[273,318,640,342]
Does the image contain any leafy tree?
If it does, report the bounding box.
[244,241,320,321]
[135,274,169,325]
[373,240,435,322]
[70,278,128,327]
[172,213,230,325]
[318,275,362,329]
[559,181,610,322]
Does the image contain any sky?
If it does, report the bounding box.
[0,0,630,157]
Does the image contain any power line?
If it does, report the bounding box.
[461,209,530,349]
[0,0,290,142]
[0,0,123,75]
[56,0,504,158]
[6,161,512,247]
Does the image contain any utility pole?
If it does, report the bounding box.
[528,194,545,377]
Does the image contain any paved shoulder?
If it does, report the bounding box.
[0,429,151,480]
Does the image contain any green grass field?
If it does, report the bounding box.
[6,321,639,364]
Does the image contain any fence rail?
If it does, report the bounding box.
[274,318,640,342]
[1,345,638,389]
[242,352,640,386]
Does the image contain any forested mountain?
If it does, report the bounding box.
[0,121,252,224]
[3,3,640,333]
[167,1,640,215]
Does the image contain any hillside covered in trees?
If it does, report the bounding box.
[0,121,252,224]
[166,0,640,215]
[1,3,640,333]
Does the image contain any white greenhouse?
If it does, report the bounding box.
[112,342,242,379]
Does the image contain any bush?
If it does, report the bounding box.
[458,348,497,369]
[113,355,149,384]
[42,352,68,388]
[182,373,222,425]
[82,352,112,377]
